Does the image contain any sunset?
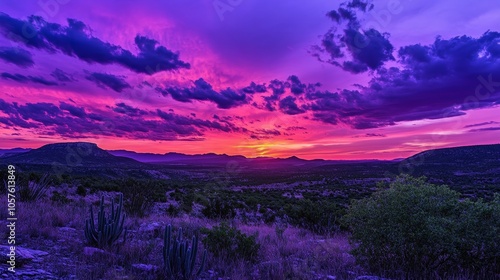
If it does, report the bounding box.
[0,1,499,279]
[1,0,499,159]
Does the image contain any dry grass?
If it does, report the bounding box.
[0,194,363,279]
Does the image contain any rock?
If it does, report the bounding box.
[83,246,110,257]
[327,276,337,280]
[139,222,163,237]
[58,227,77,232]
[0,245,48,266]
[131,263,158,272]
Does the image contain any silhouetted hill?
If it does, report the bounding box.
[0,142,141,167]
[403,144,500,165]
[400,144,500,184]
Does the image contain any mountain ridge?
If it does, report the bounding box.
[1,142,499,166]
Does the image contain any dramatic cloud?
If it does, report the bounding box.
[112,103,148,117]
[51,69,75,82]
[0,99,244,140]
[469,126,500,132]
[0,13,190,74]
[258,76,320,111]
[464,121,500,128]
[86,72,131,92]
[242,82,267,94]
[250,129,281,140]
[1,72,57,86]
[59,102,87,118]
[302,32,500,128]
[353,133,386,138]
[314,0,394,73]
[279,96,305,115]
[156,78,248,109]
[0,47,34,68]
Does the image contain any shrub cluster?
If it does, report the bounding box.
[201,222,260,263]
[343,175,500,278]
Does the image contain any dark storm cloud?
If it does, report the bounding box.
[156,78,248,109]
[0,98,244,140]
[86,72,131,92]
[303,32,500,129]
[112,103,148,117]
[279,96,305,115]
[1,72,57,86]
[59,102,86,118]
[0,47,34,68]
[315,0,394,73]
[242,82,267,94]
[157,109,241,133]
[0,13,190,74]
[51,68,75,82]
[257,76,321,112]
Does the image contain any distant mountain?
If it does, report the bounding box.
[0,142,141,167]
[109,149,251,165]
[109,149,377,168]
[0,148,31,157]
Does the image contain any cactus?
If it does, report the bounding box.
[163,224,207,280]
[84,194,126,248]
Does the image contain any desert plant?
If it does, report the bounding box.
[201,197,236,219]
[343,175,500,278]
[84,194,126,248]
[201,222,260,263]
[51,191,72,204]
[163,224,207,280]
[19,174,51,201]
[76,184,87,196]
[121,178,155,217]
[274,216,288,241]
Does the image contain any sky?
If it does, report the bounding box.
[0,0,499,159]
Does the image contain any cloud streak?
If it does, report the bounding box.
[0,13,190,75]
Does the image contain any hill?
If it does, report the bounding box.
[403,144,500,165]
[0,142,142,167]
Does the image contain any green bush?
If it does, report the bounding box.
[76,184,87,196]
[343,175,500,278]
[120,178,155,217]
[51,191,72,204]
[201,222,260,263]
[201,197,236,219]
[284,199,343,233]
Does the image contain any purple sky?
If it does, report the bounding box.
[0,0,499,159]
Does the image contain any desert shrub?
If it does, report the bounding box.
[76,184,87,196]
[18,173,51,202]
[455,194,500,275]
[166,204,181,217]
[120,178,155,217]
[51,191,72,204]
[283,199,343,233]
[201,197,236,219]
[201,222,260,263]
[343,175,500,278]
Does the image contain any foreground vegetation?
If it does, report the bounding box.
[0,171,498,279]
